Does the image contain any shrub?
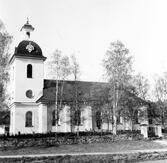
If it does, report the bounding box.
[117,130,140,135]
[0,131,113,139]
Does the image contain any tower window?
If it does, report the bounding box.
[27,64,32,78]
[26,90,33,98]
[25,111,33,127]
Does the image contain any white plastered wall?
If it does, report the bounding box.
[48,104,93,132]
[13,57,44,103]
[9,56,45,135]
[73,106,93,132]
[0,126,5,135]
[38,103,48,133]
[51,105,71,133]
[10,103,39,135]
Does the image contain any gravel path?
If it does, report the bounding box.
[0,148,167,158]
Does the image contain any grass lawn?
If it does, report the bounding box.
[0,140,167,156]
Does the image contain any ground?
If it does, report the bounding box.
[0,140,167,156]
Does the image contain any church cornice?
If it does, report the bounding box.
[9,54,46,64]
[9,102,40,108]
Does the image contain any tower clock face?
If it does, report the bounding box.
[26,90,34,98]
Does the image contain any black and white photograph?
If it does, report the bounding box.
[1,0,167,162]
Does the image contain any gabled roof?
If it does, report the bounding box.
[37,79,108,104]
[37,79,149,108]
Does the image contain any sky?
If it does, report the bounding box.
[0,0,167,84]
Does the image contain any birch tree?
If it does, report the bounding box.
[103,40,133,135]
[154,73,167,127]
[133,73,149,100]
[59,56,71,108]
[119,86,146,130]
[48,50,71,125]
[70,55,81,135]
[90,83,112,131]
[154,74,167,101]
[0,20,12,110]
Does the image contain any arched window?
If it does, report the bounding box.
[134,110,139,124]
[52,110,60,126]
[95,111,102,129]
[117,110,121,124]
[25,111,32,127]
[74,110,81,126]
[52,110,56,126]
[27,64,32,78]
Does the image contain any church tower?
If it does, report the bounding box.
[9,20,47,134]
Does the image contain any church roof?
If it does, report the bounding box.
[9,40,46,63]
[37,79,149,107]
[37,79,109,104]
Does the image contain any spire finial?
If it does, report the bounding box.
[20,18,35,39]
[27,17,29,24]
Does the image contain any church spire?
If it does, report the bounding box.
[21,18,35,39]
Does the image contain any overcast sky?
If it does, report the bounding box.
[1,0,167,83]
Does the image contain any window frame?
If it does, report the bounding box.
[25,111,33,127]
[95,111,102,129]
[52,110,60,126]
[27,64,33,78]
[74,110,81,126]
[52,110,56,126]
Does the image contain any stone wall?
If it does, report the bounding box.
[0,133,143,149]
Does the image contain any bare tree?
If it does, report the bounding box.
[70,55,80,81]
[59,56,71,108]
[118,74,150,130]
[90,83,112,131]
[48,50,71,125]
[154,75,167,101]
[154,73,167,127]
[70,54,81,135]
[119,86,146,131]
[0,20,12,110]
[103,40,133,135]
[133,73,150,100]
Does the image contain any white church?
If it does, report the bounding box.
[8,20,96,135]
[8,20,152,136]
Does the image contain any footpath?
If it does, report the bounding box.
[0,140,167,162]
[1,148,167,158]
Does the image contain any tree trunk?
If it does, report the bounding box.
[70,107,73,132]
[131,119,134,131]
[77,124,79,137]
[55,79,59,127]
[59,80,65,109]
[107,118,110,131]
[112,115,117,135]
[162,106,165,129]
[112,84,118,135]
